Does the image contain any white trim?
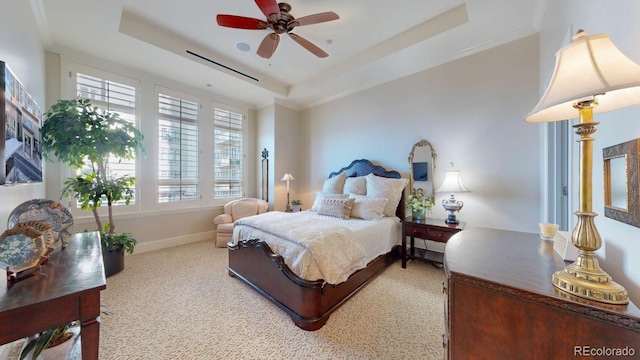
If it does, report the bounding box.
[28,0,52,47]
[133,231,215,254]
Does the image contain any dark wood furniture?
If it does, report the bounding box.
[444,227,640,359]
[0,231,106,360]
[228,159,403,331]
[401,217,463,268]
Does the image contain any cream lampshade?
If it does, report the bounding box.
[436,169,469,224]
[524,29,640,304]
[280,173,295,212]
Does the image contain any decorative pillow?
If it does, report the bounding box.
[343,176,367,195]
[322,171,347,194]
[310,192,349,211]
[349,194,388,220]
[365,173,409,217]
[317,197,356,220]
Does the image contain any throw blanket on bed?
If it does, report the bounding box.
[234,211,367,285]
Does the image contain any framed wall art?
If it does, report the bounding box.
[1,60,43,185]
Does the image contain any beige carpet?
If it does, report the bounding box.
[97,241,445,360]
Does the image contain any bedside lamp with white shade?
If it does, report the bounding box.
[281,173,295,212]
[524,29,640,304]
[436,165,469,224]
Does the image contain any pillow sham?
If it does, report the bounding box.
[343,176,367,195]
[322,171,347,194]
[317,197,356,220]
[349,194,388,220]
[365,173,409,217]
[310,192,349,212]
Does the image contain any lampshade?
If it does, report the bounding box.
[280,173,295,181]
[436,171,469,193]
[525,30,640,123]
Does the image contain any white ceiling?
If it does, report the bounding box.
[30,0,546,110]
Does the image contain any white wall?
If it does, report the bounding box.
[0,1,46,234]
[274,103,300,211]
[300,35,541,234]
[540,0,640,303]
[257,103,301,211]
[257,104,275,209]
[0,2,46,358]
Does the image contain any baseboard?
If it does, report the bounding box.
[133,231,215,254]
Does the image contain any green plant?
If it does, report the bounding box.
[20,322,75,360]
[101,224,136,254]
[291,199,302,205]
[407,193,434,213]
[42,98,145,249]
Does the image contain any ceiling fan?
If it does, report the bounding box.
[216,0,339,59]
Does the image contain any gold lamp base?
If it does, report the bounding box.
[551,210,629,305]
[552,261,629,305]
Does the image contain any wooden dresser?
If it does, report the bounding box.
[444,227,640,360]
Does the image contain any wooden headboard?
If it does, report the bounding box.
[328,159,405,219]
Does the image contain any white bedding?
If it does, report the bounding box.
[232,211,401,285]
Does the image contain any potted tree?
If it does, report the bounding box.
[41,98,145,276]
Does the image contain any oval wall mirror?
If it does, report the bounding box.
[408,139,437,200]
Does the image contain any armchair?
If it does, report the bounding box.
[213,198,268,247]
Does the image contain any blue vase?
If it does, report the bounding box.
[412,208,426,220]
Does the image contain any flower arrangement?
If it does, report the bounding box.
[407,193,434,220]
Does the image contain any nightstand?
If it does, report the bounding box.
[401,217,464,268]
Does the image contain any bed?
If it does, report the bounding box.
[227,159,406,330]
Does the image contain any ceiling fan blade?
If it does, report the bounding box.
[288,33,329,58]
[255,0,280,21]
[217,15,267,29]
[292,12,339,27]
[257,33,280,59]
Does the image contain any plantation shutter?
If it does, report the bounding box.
[76,73,137,204]
[157,93,199,203]
[213,108,243,199]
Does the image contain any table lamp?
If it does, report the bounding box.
[436,166,469,224]
[281,173,295,212]
[525,29,640,304]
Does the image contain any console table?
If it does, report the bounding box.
[0,231,106,360]
[444,228,640,359]
[401,217,464,268]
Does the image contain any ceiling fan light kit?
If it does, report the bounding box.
[217,0,339,59]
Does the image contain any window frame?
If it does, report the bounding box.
[154,86,202,209]
[63,62,142,218]
[202,101,248,207]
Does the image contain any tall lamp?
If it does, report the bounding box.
[281,173,295,212]
[525,30,640,304]
[436,166,469,224]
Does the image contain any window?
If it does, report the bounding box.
[157,92,199,203]
[214,108,243,199]
[75,72,138,204]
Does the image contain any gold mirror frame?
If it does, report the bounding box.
[603,138,640,228]
[408,139,437,200]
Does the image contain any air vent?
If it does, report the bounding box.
[186,50,259,82]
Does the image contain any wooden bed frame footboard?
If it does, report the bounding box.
[228,239,400,331]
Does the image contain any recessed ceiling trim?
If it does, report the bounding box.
[292,3,469,94]
[118,9,288,96]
